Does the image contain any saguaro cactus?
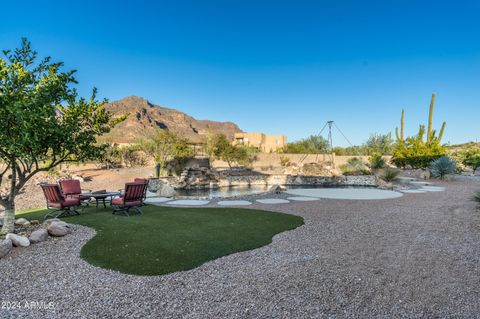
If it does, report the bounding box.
[395,109,405,143]
[427,93,436,144]
[395,93,446,145]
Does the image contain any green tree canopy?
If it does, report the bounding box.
[140,129,192,175]
[0,38,119,234]
[281,135,329,154]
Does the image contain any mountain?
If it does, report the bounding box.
[101,96,243,143]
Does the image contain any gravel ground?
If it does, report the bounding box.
[1,179,480,318]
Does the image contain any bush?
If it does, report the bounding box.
[380,167,401,182]
[430,156,456,180]
[392,129,447,169]
[473,191,480,205]
[460,147,480,174]
[368,152,386,169]
[280,156,290,167]
[340,157,371,176]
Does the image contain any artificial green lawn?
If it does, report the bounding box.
[19,206,303,276]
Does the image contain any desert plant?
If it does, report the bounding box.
[460,147,480,174]
[392,93,447,169]
[140,129,192,175]
[364,133,394,155]
[369,152,386,169]
[280,135,329,154]
[339,157,371,175]
[280,156,290,167]
[473,191,480,205]
[430,156,456,180]
[380,167,401,182]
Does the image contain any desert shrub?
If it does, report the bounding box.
[340,157,371,176]
[364,133,394,155]
[369,152,386,169]
[280,135,329,154]
[459,147,480,174]
[121,147,149,167]
[430,156,456,180]
[99,143,122,169]
[473,191,480,205]
[392,137,446,169]
[380,167,401,182]
[280,156,290,167]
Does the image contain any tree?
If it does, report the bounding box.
[460,147,480,173]
[141,129,192,175]
[206,133,252,168]
[364,133,393,155]
[0,39,119,234]
[281,135,329,154]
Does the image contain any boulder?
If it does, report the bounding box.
[0,239,12,258]
[268,184,286,194]
[43,218,62,226]
[47,221,71,237]
[14,218,29,226]
[158,183,176,197]
[29,229,49,243]
[6,233,30,247]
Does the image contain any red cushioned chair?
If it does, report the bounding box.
[41,184,81,218]
[112,182,148,216]
[133,178,149,201]
[59,179,91,206]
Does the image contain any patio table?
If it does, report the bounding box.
[80,191,121,210]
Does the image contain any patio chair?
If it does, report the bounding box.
[134,178,149,200]
[41,184,81,218]
[111,182,148,216]
[119,178,149,200]
[59,179,91,206]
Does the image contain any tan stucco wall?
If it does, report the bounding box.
[233,132,287,152]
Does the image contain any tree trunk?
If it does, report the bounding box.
[1,200,15,234]
[1,158,17,234]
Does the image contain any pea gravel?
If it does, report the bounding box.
[1,179,480,318]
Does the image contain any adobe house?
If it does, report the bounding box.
[233,132,287,153]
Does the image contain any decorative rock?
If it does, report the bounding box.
[0,239,12,258]
[47,221,72,237]
[30,220,40,225]
[159,183,177,197]
[43,218,61,226]
[14,218,29,225]
[29,229,49,243]
[6,233,30,247]
[268,184,286,194]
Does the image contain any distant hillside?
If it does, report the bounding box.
[101,96,242,143]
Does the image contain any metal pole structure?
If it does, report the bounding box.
[327,121,334,166]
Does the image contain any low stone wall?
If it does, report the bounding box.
[218,174,377,187]
[212,153,391,170]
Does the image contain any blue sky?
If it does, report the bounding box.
[1,0,479,145]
